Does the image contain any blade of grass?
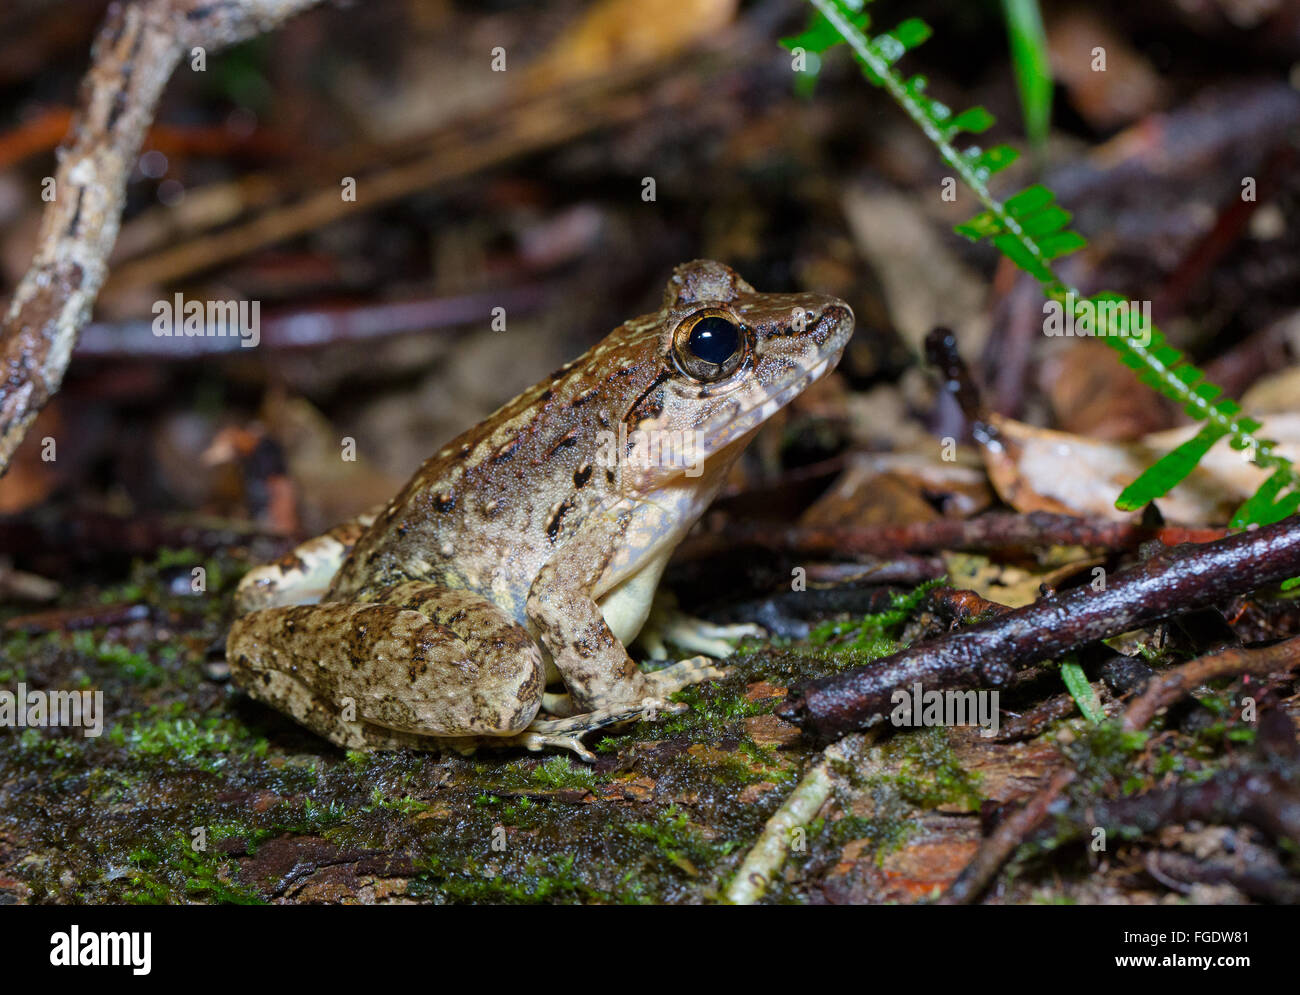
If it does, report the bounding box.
[1001,0,1053,151]
[1060,657,1103,724]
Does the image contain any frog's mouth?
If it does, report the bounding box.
[694,348,840,459]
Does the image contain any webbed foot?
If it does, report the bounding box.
[506,698,688,762]
[637,593,764,660]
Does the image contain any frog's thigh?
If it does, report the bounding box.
[227,585,543,748]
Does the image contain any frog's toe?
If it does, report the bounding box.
[515,730,598,763]
[638,603,765,659]
[512,698,683,762]
[639,630,670,660]
[643,655,730,696]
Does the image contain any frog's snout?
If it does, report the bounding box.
[811,299,855,356]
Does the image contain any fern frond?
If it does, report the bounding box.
[801,0,1300,527]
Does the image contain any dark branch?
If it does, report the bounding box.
[778,515,1300,740]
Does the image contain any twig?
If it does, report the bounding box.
[103,53,717,290]
[0,508,296,561]
[946,701,1300,902]
[4,602,150,635]
[990,693,1079,742]
[1122,634,1300,732]
[778,515,1300,740]
[938,767,1075,905]
[1085,763,1300,850]
[684,512,1226,561]
[724,756,833,905]
[1143,850,1300,904]
[0,0,326,476]
[73,285,555,358]
[803,556,947,586]
[922,586,1011,624]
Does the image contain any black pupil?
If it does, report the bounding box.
[688,316,740,366]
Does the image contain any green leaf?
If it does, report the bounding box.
[992,232,1053,282]
[1231,469,1300,528]
[1019,205,1071,237]
[781,11,865,55]
[1061,658,1103,724]
[945,106,996,139]
[1004,184,1055,217]
[1116,423,1229,510]
[872,18,931,64]
[1192,382,1223,404]
[891,17,932,51]
[1037,230,1086,259]
[954,210,1003,240]
[962,143,1020,181]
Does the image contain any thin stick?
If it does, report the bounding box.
[684,513,1227,560]
[0,0,325,475]
[938,767,1075,905]
[724,757,833,905]
[779,515,1300,740]
[1122,634,1300,732]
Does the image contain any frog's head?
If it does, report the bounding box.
[621,259,853,480]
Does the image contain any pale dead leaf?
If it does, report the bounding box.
[977,412,1300,525]
[943,551,1100,608]
[843,187,990,354]
[802,452,993,527]
[526,0,737,89]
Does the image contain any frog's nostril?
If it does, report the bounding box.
[819,302,855,342]
[824,302,853,326]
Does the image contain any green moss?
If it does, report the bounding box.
[1060,720,1149,798]
[527,756,605,791]
[891,726,983,811]
[592,677,764,753]
[806,578,943,663]
[819,728,984,867]
[670,684,762,733]
[411,852,647,904]
[826,809,916,857]
[110,712,268,771]
[16,726,86,760]
[123,832,263,905]
[367,790,433,815]
[627,804,742,872]
[701,745,795,788]
[70,632,168,684]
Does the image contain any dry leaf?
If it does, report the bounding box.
[526,0,737,89]
[977,412,1300,525]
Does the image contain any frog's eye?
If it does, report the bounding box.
[672,310,747,382]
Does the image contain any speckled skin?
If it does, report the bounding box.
[227,260,853,757]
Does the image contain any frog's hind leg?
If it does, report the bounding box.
[226,582,544,750]
[233,507,381,613]
[503,699,687,761]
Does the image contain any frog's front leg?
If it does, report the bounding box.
[227,581,544,749]
[525,512,725,715]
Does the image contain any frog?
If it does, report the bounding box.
[226,259,853,759]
